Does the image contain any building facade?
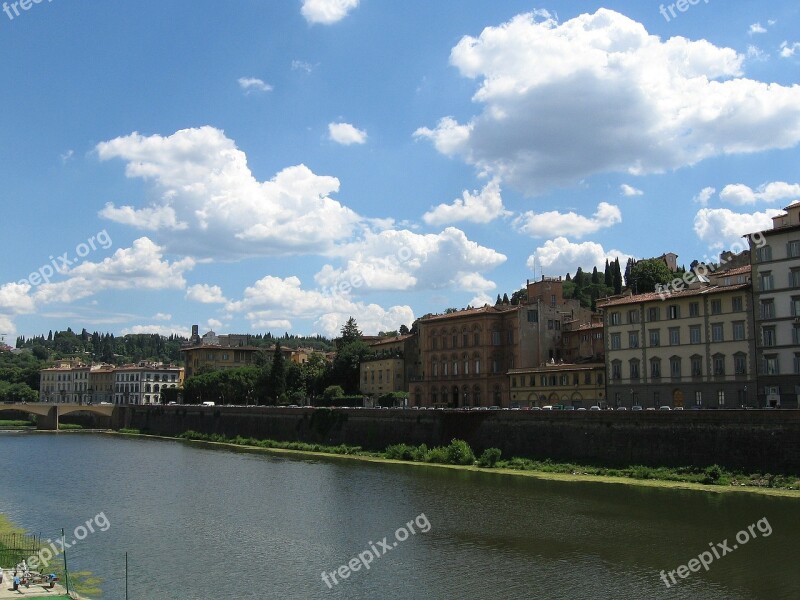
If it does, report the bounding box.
[598,279,757,409]
[360,334,416,400]
[509,363,606,408]
[113,363,184,405]
[748,202,800,408]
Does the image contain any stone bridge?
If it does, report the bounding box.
[0,403,117,430]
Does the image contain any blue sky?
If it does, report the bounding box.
[1,0,800,341]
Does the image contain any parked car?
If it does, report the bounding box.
[631,405,643,411]
[659,406,672,411]
[577,407,587,411]
[529,406,542,411]
[563,406,575,411]
[589,406,601,411]
[201,401,216,407]
[616,406,627,411]
[542,405,554,410]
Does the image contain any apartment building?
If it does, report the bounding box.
[88,364,116,404]
[113,363,184,405]
[360,334,417,399]
[412,277,592,408]
[509,362,606,408]
[39,361,79,403]
[181,345,262,378]
[598,278,756,409]
[748,201,800,408]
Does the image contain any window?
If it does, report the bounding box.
[464,359,469,375]
[795,353,800,375]
[691,355,703,377]
[610,312,620,325]
[463,333,469,347]
[547,320,554,330]
[584,372,591,384]
[527,310,539,323]
[628,310,640,324]
[453,361,458,376]
[560,375,569,386]
[648,307,660,322]
[668,305,680,320]
[790,270,800,288]
[794,325,800,345]
[669,327,680,346]
[474,359,480,374]
[689,302,700,317]
[670,357,681,378]
[492,359,499,374]
[554,321,561,331]
[611,361,622,380]
[432,337,438,350]
[443,362,448,376]
[718,391,725,407]
[649,330,660,347]
[789,240,800,258]
[759,271,774,292]
[760,299,775,320]
[650,358,661,378]
[733,321,745,341]
[762,327,776,347]
[628,331,639,348]
[695,391,702,407]
[452,334,458,348]
[711,299,722,315]
[762,355,779,375]
[507,330,514,344]
[541,376,547,386]
[711,323,724,342]
[734,353,747,375]
[610,333,621,350]
[732,296,743,312]
[551,294,557,307]
[713,355,725,376]
[756,245,772,262]
[432,362,438,377]
[791,297,800,317]
[630,359,640,380]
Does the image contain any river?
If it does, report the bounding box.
[0,432,797,599]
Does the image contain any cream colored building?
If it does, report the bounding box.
[598,279,756,408]
[39,362,81,403]
[509,363,606,408]
[748,202,800,408]
[114,362,184,405]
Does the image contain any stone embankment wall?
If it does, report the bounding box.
[117,406,800,473]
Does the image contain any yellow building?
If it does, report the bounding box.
[598,277,756,409]
[509,363,606,408]
[182,345,261,378]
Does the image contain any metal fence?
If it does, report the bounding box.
[0,532,41,569]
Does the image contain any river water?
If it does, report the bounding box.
[0,432,797,599]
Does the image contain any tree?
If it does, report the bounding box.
[502,293,510,304]
[269,342,286,400]
[323,385,345,401]
[604,259,612,287]
[624,258,635,287]
[495,294,502,305]
[510,288,527,305]
[399,324,410,335]
[574,267,584,292]
[331,340,372,394]
[591,267,600,284]
[628,259,673,294]
[613,258,623,294]
[337,317,362,350]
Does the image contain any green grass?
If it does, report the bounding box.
[0,419,35,427]
[57,423,84,430]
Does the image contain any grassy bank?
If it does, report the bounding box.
[115,429,800,495]
[0,419,35,429]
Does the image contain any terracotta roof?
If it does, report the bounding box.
[714,264,751,277]
[420,305,517,323]
[597,283,750,308]
[368,334,414,346]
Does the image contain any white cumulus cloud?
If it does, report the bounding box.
[186,284,228,304]
[96,127,362,258]
[328,122,368,145]
[422,179,509,225]
[694,208,783,249]
[302,0,360,25]
[620,184,643,197]
[416,9,800,194]
[719,181,800,205]
[238,77,273,93]
[529,237,632,276]
[514,202,621,239]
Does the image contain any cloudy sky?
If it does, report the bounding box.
[2,0,799,340]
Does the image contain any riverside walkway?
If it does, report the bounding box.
[0,568,73,598]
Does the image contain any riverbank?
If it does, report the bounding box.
[108,430,800,498]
